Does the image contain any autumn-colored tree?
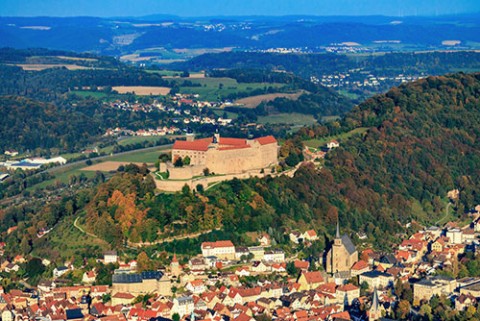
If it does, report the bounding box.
[137,251,153,272]
[107,190,147,239]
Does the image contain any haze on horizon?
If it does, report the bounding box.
[1,0,479,18]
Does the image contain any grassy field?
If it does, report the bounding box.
[107,147,170,163]
[303,127,369,148]
[33,214,109,259]
[170,77,285,101]
[69,90,110,99]
[27,163,97,191]
[258,113,318,126]
[116,136,172,146]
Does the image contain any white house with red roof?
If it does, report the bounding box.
[201,240,236,260]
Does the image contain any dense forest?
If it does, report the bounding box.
[174,51,480,78]
[5,72,478,256]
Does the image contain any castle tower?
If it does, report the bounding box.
[186,128,195,142]
[171,253,181,277]
[213,130,220,144]
[369,287,382,321]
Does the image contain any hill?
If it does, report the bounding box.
[4,72,478,258]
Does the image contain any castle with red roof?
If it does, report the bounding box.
[166,132,278,180]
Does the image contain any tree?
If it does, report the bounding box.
[196,184,204,194]
[137,251,153,272]
[174,157,183,167]
[26,258,45,279]
[183,156,191,166]
[395,300,411,320]
[133,293,154,308]
[172,313,180,321]
[203,168,210,176]
[285,152,300,167]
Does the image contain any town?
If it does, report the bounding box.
[2,199,480,321]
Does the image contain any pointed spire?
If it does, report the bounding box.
[336,216,340,239]
[371,286,380,310]
[172,253,178,263]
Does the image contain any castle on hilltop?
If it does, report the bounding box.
[156,132,278,191]
[165,132,278,180]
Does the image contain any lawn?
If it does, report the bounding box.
[32,214,109,260]
[69,90,110,99]
[170,77,285,101]
[258,113,318,126]
[107,147,170,163]
[303,127,369,149]
[27,163,97,191]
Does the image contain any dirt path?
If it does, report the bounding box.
[73,216,98,238]
[127,228,221,248]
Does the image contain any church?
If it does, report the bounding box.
[325,220,358,274]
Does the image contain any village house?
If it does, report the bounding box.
[336,284,360,306]
[297,271,325,291]
[257,234,271,247]
[359,271,394,290]
[263,249,285,263]
[201,241,236,261]
[104,251,118,264]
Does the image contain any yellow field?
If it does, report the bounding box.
[112,86,171,95]
[235,91,304,108]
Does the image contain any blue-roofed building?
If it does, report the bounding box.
[112,270,171,296]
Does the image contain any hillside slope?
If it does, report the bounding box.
[83,73,480,248]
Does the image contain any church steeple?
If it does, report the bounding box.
[334,217,342,246]
[369,287,381,321]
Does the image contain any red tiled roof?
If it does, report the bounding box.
[351,260,369,271]
[255,136,277,145]
[302,271,324,284]
[294,260,310,269]
[337,284,359,292]
[219,137,247,146]
[202,240,234,249]
[173,138,211,151]
[112,292,135,299]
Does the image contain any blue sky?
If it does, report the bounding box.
[0,0,479,17]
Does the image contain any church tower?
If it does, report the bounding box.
[171,253,181,277]
[326,217,358,274]
[369,287,382,320]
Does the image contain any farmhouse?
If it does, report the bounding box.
[166,133,278,180]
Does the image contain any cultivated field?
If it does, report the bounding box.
[235,91,304,108]
[112,86,171,95]
[170,77,285,101]
[82,161,149,172]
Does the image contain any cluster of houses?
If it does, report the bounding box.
[4,213,480,321]
[104,127,181,138]
[310,71,424,89]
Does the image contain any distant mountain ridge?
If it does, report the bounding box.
[0,14,480,54]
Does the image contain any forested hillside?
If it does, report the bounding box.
[6,72,477,255]
[175,51,480,78]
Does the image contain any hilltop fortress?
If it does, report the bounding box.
[156,133,278,191]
